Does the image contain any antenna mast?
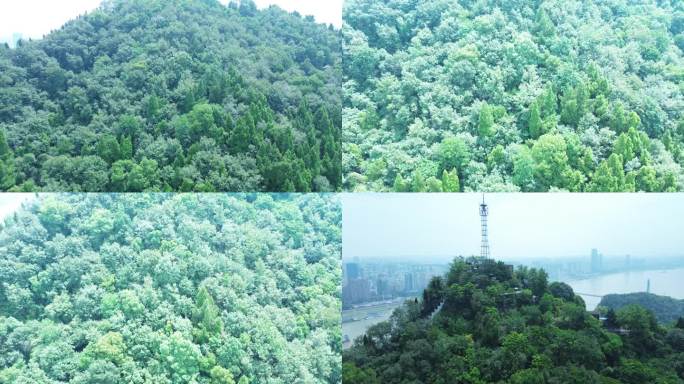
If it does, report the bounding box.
[480,194,490,259]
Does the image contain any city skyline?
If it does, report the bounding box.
[342,260,448,308]
[343,193,684,262]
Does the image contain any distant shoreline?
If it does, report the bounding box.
[563,266,684,284]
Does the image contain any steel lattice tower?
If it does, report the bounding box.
[480,194,490,259]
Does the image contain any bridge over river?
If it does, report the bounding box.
[575,292,604,298]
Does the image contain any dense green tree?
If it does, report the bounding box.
[588,154,628,192]
[0,0,341,192]
[478,103,495,138]
[560,83,589,128]
[487,145,506,171]
[120,136,133,161]
[436,137,471,177]
[192,286,224,343]
[96,135,122,164]
[344,257,684,383]
[425,176,443,192]
[342,363,380,384]
[81,332,127,367]
[344,0,684,192]
[616,359,658,384]
[411,170,427,192]
[530,134,576,191]
[441,169,460,192]
[512,146,536,191]
[600,292,684,325]
[0,194,341,382]
[159,332,202,384]
[210,366,236,384]
[0,129,15,189]
[528,103,543,139]
[606,308,619,329]
[393,174,409,192]
[616,305,661,357]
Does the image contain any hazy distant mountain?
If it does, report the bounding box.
[600,292,684,324]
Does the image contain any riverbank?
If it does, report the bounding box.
[566,267,684,310]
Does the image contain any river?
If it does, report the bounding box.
[342,268,684,348]
[567,267,684,310]
[342,298,410,349]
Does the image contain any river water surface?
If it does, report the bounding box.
[343,268,684,348]
[567,267,684,310]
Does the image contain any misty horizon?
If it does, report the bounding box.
[343,253,684,264]
[343,193,684,263]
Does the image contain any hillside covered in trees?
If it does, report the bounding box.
[343,258,684,383]
[0,0,341,192]
[343,0,684,192]
[0,194,341,383]
[600,292,684,325]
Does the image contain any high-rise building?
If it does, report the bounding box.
[342,278,371,307]
[376,277,390,297]
[591,248,603,273]
[404,272,414,293]
[346,262,361,280]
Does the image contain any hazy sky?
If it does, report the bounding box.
[343,193,684,262]
[0,0,341,43]
[252,0,342,26]
[0,194,34,221]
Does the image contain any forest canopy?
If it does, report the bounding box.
[599,292,684,325]
[343,0,684,192]
[0,0,341,192]
[343,258,684,383]
[0,193,341,383]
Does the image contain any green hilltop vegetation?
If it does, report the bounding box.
[0,0,341,192]
[343,0,684,192]
[0,194,342,383]
[343,258,684,383]
[600,292,684,326]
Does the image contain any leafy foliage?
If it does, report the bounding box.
[343,0,684,192]
[0,0,341,192]
[600,292,684,325]
[0,193,341,383]
[343,258,684,383]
